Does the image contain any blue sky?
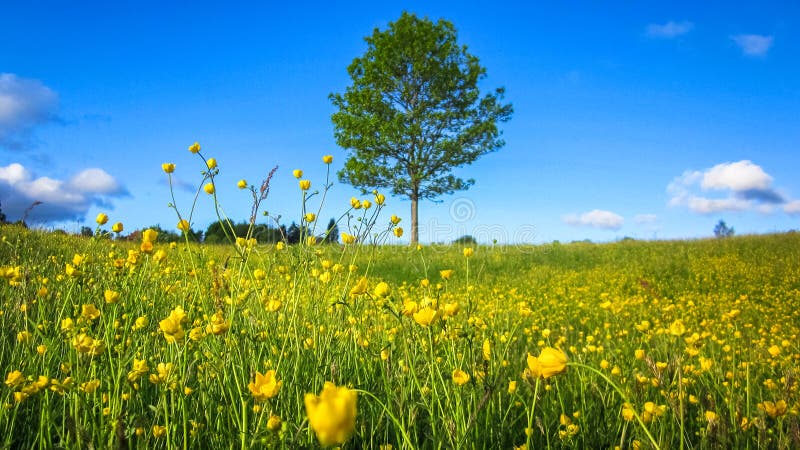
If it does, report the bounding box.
[1,1,798,243]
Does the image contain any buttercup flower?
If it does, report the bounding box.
[206,158,217,169]
[452,369,470,386]
[162,163,175,173]
[393,227,403,238]
[293,169,303,178]
[177,220,190,232]
[237,179,247,189]
[111,222,124,233]
[413,306,439,327]
[322,155,333,164]
[204,183,215,195]
[189,142,201,153]
[96,213,108,225]
[304,382,357,447]
[248,370,281,401]
[299,180,311,190]
[526,347,568,379]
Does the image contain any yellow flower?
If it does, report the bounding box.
[142,228,159,244]
[203,183,215,194]
[413,307,439,327]
[373,281,390,298]
[393,227,403,238]
[482,339,492,361]
[81,303,101,321]
[439,269,454,280]
[341,232,356,244]
[206,310,230,335]
[349,277,368,297]
[267,415,282,431]
[705,410,718,423]
[152,425,166,438]
[375,193,385,205]
[248,370,282,402]
[5,370,25,388]
[304,382,357,447]
[463,247,474,258]
[206,158,217,169]
[159,306,186,344]
[390,215,401,225]
[350,197,362,209]
[362,200,372,209]
[758,400,788,418]
[526,347,568,379]
[452,369,470,386]
[322,155,333,164]
[299,180,311,190]
[111,222,123,233]
[80,379,101,393]
[305,212,316,222]
[621,403,636,421]
[293,169,303,178]
[103,289,120,304]
[127,359,149,382]
[767,345,780,357]
[177,219,190,232]
[162,163,175,173]
[306,236,317,246]
[188,142,201,153]
[507,380,517,394]
[669,319,686,336]
[237,179,247,189]
[95,213,108,225]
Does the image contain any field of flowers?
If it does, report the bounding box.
[1,151,799,449]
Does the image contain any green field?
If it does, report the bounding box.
[1,224,799,449]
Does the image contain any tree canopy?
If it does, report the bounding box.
[331,12,512,243]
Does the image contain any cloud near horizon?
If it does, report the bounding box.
[0,162,128,223]
[731,34,773,57]
[668,160,789,214]
[563,209,624,230]
[0,73,60,150]
[646,21,693,38]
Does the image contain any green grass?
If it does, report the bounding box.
[1,224,799,449]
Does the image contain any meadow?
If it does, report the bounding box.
[1,154,799,449]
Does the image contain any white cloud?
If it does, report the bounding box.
[731,34,773,57]
[564,209,624,230]
[0,162,127,223]
[668,160,791,214]
[785,201,800,215]
[646,21,693,38]
[634,214,658,224]
[0,73,59,149]
[685,196,750,214]
[701,160,771,191]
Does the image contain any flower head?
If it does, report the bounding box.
[177,219,190,232]
[203,183,215,195]
[111,222,124,233]
[237,179,247,189]
[452,369,470,386]
[95,213,109,225]
[162,163,175,173]
[304,382,357,447]
[206,158,217,169]
[299,180,311,191]
[322,155,333,164]
[189,142,201,153]
[248,370,281,402]
[526,347,568,379]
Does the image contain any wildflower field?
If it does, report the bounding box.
[1,152,799,449]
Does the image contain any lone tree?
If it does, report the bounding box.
[331,12,512,243]
[714,220,734,238]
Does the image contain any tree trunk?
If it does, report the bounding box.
[410,191,419,244]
